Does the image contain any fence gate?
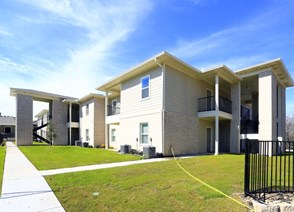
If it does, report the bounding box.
[244,139,294,202]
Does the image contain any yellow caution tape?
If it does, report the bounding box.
[171,147,254,211]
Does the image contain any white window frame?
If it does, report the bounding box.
[141,75,150,100]
[111,129,116,142]
[140,123,149,145]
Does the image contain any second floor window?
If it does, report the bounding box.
[86,104,89,116]
[141,75,150,99]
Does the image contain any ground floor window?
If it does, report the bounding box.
[4,127,11,134]
[86,129,89,141]
[111,129,116,142]
[140,123,149,144]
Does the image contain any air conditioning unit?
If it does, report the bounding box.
[120,144,131,154]
[143,146,156,159]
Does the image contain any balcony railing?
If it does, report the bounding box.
[198,96,232,114]
[107,105,120,116]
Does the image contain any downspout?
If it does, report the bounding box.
[154,58,165,155]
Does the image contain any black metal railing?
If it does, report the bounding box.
[198,96,232,114]
[244,139,294,202]
[33,114,52,126]
[107,105,120,116]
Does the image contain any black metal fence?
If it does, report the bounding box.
[244,139,294,202]
[198,96,232,113]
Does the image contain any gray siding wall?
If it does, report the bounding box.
[219,121,231,152]
[230,82,240,153]
[163,111,198,156]
[94,98,105,147]
[16,94,33,145]
[51,100,68,145]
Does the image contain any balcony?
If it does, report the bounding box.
[107,105,120,116]
[198,96,232,114]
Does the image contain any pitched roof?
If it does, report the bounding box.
[96,51,202,92]
[78,93,104,103]
[236,58,293,87]
[10,88,78,102]
[0,116,15,126]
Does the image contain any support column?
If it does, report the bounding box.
[51,100,68,145]
[16,94,33,146]
[259,70,277,156]
[215,74,219,155]
[105,91,109,149]
[230,82,241,153]
[258,70,277,140]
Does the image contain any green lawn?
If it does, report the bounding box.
[46,154,248,211]
[19,146,142,170]
[0,146,5,194]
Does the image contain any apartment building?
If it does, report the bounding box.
[96,52,293,156]
[78,93,105,147]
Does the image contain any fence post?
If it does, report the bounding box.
[244,139,250,196]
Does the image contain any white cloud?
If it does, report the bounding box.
[0,0,153,116]
[0,30,12,36]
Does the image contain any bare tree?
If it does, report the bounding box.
[46,121,57,145]
[286,114,294,141]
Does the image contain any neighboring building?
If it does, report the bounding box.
[34,109,49,140]
[10,88,79,146]
[0,113,15,140]
[78,93,105,147]
[96,51,293,156]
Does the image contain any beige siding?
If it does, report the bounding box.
[163,66,217,155]
[164,66,214,115]
[80,99,94,146]
[118,113,162,153]
[80,97,105,147]
[121,67,163,116]
[108,124,120,148]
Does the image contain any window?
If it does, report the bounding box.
[141,75,150,99]
[140,123,149,144]
[86,104,89,116]
[4,127,11,134]
[111,129,116,142]
[85,129,89,141]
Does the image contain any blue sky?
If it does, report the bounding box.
[0,0,294,116]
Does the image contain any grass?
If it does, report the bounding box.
[19,145,142,170]
[46,154,248,211]
[0,145,5,194]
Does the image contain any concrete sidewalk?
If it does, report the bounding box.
[0,142,64,211]
[41,157,170,176]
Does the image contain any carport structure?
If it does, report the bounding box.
[10,88,79,146]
